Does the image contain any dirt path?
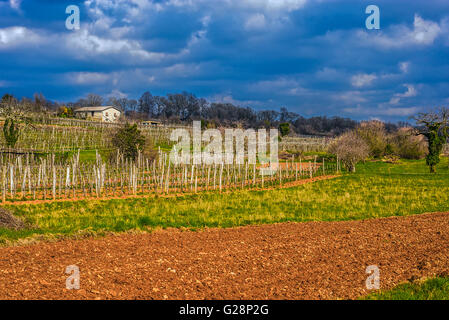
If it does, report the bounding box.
[1,212,448,300]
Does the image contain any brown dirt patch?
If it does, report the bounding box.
[0,208,27,230]
[1,212,448,300]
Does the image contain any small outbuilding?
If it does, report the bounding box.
[74,106,121,122]
[141,119,162,127]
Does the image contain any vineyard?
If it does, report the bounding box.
[279,135,332,153]
[0,119,175,152]
[1,117,332,153]
[0,120,339,203]
[0,150,339,203]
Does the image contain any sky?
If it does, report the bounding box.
[1,0,449,121]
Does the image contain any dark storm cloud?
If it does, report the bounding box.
[0,0,448,121]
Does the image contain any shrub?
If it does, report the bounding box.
[425,124,446,173]
[390,127,427,160]
[356,121,387,158]
[328,130,369,172]
[3,118,20,148]
[279,123,291,137]
[111,123,145,160]
[414,108,449,173]
[384,143,396,156]
[57,106,74,118]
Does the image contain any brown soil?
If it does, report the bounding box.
[0,212,448,300]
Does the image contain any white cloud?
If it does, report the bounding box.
[245,14,267,31]
[163,63,202,77]
[66,72,111,85]
[65,29,165,61]
[0,23,166,65]
[239,0,307,12]
[63,68,163,92]
[107,89,128,99]
[315,67,339,80]
[388,97,401,105]
[376,107,421,117]
[9,0,21,11]
[399,61,410,73]
[113,0,307,15]
[0,26,42,48]
[413,14,441,45]
[150,0,308,12]
[379,84,418,107]
[78,0,305,65]
[209,93,259,107]
[358,14,442,49]
[396,84,417,98]
[351,73,377,87]
[85,0,176,22]
[335,91,367,104]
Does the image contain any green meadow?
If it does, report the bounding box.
[363,277,449,300]
[1,158,448,242]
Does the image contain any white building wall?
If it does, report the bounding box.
[102,108,121,122]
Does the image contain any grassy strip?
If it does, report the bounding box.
[362,277,449,300]
[1,159,449,242]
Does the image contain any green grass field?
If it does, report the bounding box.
[363,277,449,300]
[1,158,448,243]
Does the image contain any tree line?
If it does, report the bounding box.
[329,108,449,173]
[68,91,361,135]
[2,91,412,136]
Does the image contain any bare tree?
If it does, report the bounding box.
[0,94,32,120]
[329,131,369,172]
[86,93,103,107]
[33,93,46,112]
